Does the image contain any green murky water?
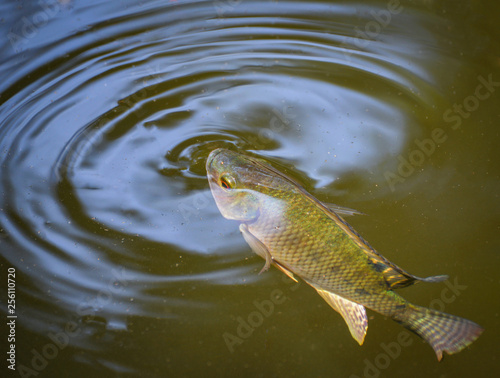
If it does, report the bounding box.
[1,1,499,377]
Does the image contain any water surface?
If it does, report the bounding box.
[0,1,499,377]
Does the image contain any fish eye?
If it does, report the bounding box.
[220,174,236,190]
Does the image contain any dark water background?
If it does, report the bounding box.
[1,0,499,377]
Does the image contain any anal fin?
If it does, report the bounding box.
[311,284,368,345]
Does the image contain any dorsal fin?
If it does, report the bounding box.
[299,189,448,290]
[367,257,418,289]
[365,251,448,289]
[321,202,365,216]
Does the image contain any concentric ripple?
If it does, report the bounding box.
[0,0,496,376]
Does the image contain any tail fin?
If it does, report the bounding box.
[396,304,483,360]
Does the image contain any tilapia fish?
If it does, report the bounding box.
[206,148,482,360]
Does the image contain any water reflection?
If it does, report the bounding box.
[0,0,497,377]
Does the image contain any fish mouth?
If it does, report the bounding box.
[206,148,226,185]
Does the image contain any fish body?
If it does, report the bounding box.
[206,148,483,360]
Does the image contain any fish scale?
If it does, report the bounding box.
[251,195,389,310]
[206,148,483,360]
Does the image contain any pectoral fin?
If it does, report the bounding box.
[311,284,368,345]
[239,224,272,274]
[239,224,298,282]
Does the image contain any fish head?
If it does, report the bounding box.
[206,148,289,222]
